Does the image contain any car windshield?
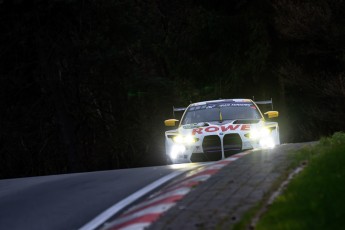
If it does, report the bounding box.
[181,101,261,125]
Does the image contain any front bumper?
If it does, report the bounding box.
[166,133,272,164]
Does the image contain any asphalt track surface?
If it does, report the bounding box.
[0,143,314,230]
[0,164,201,230]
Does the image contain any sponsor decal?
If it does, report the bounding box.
[205,104,216,109]
[229,103,251,107]
[205,126,218,132]
[183,124,199,129]
[192,124,250,135]
[189,102,253,111]
[219,103,252,107]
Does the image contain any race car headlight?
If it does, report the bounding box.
[249,127,271,139]
[172,135,198,144]
[172,135,184,143]
[185,135,196,144]
[170,145,186,159]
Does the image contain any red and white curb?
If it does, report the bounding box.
[100,151,251,230]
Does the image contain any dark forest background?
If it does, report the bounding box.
[1,0,345,179]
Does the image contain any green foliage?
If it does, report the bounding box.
[256,132,345,230]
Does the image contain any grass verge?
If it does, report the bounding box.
[234,132,345,230]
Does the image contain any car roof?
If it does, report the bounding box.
[190,99,253,106]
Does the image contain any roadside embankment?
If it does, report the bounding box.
[242,132,345,230]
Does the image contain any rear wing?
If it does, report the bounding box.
[254,98,274,110]
[173,106,187,118]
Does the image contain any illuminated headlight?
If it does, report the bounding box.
[170,145,186,159]
[172,135,198,144]
[172,135,184,143]
[259,137,275,148]
[249,127,271,140]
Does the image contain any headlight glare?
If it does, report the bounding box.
[184,135,196,144]
[259,137,275,148]
[250,129,260,139]
[173,135,184,143]
[261,127,270,136]
[249,127,271,139]
[170,145,186,159]
[172,135,197,144]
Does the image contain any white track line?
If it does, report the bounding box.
[79,168,196,230]
[81,151,251,230]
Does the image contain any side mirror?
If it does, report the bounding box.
[164,119,179,127]
[264,111,279,119]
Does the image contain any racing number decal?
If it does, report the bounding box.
[192,124,250,135]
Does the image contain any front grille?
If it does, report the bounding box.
[223,133,242,158]
[191,135,222,162]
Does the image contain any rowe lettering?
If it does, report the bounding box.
[192,124,250,135]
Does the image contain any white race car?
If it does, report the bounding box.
[164,99,280,164]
